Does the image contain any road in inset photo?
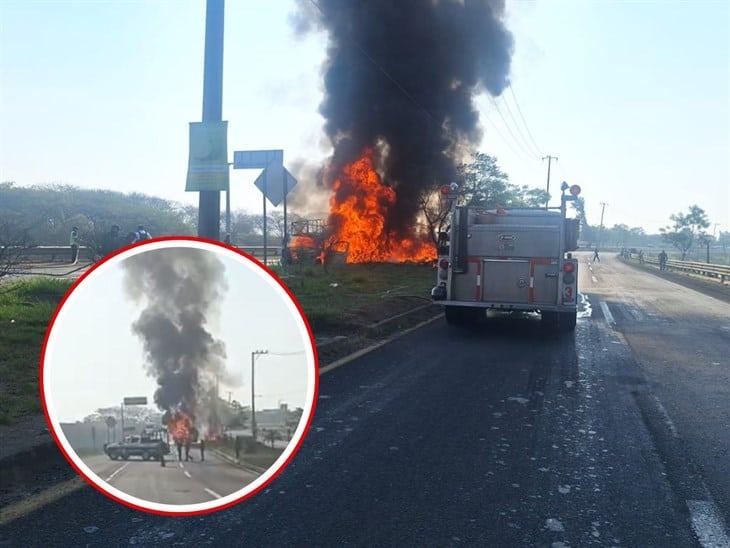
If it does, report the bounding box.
[42,241,316,510]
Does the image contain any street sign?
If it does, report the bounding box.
[254,166,297,207]
[233,149,283,169]
[123,426,136,433]
[186,121,229,192]
[233,148,298,263]
[123,396,147,406]
[233,149,297,206]
[105,416,116,429]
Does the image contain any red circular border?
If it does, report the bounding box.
[38,236,320,517]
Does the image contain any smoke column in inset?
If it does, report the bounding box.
[296,0,514,236]
[122,248,228,431]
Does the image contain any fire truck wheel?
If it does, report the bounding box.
[445,306,482,326]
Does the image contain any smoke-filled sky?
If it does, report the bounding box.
[1,0,727,232]
[46,247,309,423]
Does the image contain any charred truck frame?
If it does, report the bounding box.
[432,182,582,331]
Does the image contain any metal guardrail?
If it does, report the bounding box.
[14,246,93,262]
[629,254,730,285]
[14,245,282,264]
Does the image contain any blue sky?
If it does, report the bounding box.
[45,246,309,422]
[1,0,727,232]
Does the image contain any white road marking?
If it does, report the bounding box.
[178,462,183,469]
[184,471,191,479]
[599,301,615,326]
[687,499,730,548]
[591,275,598,284]
[105,462,129,482]
[204,488,222,499]
[653,396,679,438]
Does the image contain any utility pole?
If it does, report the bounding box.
[198,0,225,240]
[542,155,558,208]
[250,350,268,442]
[598,202,608,248]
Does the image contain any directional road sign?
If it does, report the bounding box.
[233,149,297,206]
[254,166,297,207]
[123,396,148,406]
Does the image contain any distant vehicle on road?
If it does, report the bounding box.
[432,182,581,331]
[104,434,169,461]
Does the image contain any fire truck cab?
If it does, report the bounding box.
[432,184,581,331]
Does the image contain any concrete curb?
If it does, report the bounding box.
[210,447,266,475]
[320,313,444,375]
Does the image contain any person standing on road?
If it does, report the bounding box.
[592,248,600,263]
[184,438,193,461]
[658,249,668,270]
[199,438,205,462]
[69,226,80,264]
[234,435,241,462]
[175,440,183,461]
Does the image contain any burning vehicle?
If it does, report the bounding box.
[122,248,228,458]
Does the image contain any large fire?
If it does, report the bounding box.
[327,150,436,263]
[166,412,194,444]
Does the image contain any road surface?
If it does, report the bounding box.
[79,450,260,505]
[2,252,728,546]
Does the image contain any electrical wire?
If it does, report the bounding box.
[488,95,539,161]
[508,84,543,157]
[499,92,541,158]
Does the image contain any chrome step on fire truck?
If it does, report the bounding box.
[431,182,582,331]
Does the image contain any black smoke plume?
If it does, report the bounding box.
[298,0,513,235]
[123,248,227,431]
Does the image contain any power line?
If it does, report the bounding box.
[266,350,306,357]
[499,92,541,157]
[482,110,533,163]
[488,95,539,161]
[508,84,543,157]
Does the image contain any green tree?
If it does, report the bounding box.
[660,205,710,260]
[457,153,548,208]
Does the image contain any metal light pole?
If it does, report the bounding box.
[250,350,268,441]
[198,0,225,240]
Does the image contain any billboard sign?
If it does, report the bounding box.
[186,121,229,192]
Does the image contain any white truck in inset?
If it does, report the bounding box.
[431,183,582,331]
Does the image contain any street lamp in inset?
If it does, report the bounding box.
[250,350,268,441]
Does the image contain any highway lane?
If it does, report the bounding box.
[584,253,730,536]
[2,252,728,546]
[79,450,260,505]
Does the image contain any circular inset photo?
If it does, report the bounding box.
[40,238,318,515]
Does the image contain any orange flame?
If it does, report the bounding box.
[327,150,436,263]
[167,412,193,444]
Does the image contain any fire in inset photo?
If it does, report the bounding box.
[41,240,317,514]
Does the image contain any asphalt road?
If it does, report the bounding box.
[2,252,728,546]
[80,450,260,505]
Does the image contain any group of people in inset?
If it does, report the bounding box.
[69,224,152,264]
[173,429,205,464]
